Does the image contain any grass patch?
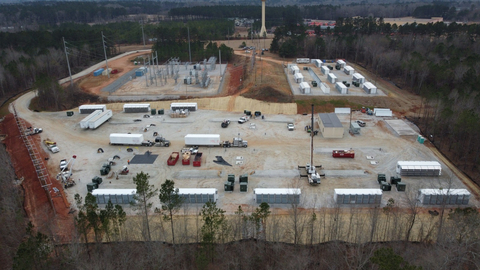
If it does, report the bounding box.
[295,98,363,114]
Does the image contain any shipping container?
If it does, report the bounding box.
[418,189,470,205]
[93,68,104,76]
[80,110,102,129]
[294,72,304,83]
[314,59,322,67]
[170,102,198,111]
[254,188,301,204]
[296,58,310,64]
[344,66,354,75]
[185,134,221,146]
[109,133,144,146]
[396,161,441,176]
[178,188,218,203]
[87,110,112,129]
[299,82,311,94]
[352,73,365,84]
[363,82,377,94]
[79,104,106,114]
[92,189,136,204]
[290,65,300,74]
[123,103,151,113]
[321,66,329,75]
[328,73,337,84]
[336,59,346,68]
[334,108,351,114]
[335,82,348,94]
[334,189,382,205]
[135,67,147,77]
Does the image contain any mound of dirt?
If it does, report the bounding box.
[241,85,293,103]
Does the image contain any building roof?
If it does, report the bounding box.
[352,73,364,79]
[364,82,376,88]
[319,113,343,128]
[254,188,301,195]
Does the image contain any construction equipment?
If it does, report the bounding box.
[25,127,42,136]
[100,163,111,175]
[56,155,77,188]
[298,104,324,185]
[119,165,129,175]
[222,138,248,148]
[221,119,230,128]
[43,139,59,153]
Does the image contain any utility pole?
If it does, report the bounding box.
[101,31,110,79]
[153,52,157,86]
[219,50,222,80]
[144,58,148,87]
[62,37,73,86]
[141,21,146,49]
[188,26,192,64]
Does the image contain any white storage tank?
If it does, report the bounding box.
[344,66,354,75]
[178,188,218,203]
[363,82,377,94]
[352,73,365,84]
[254,188,301,204]
[328,73,337,84]
[320,82,330,94]
[294,72,304,83]
[92,189,136,204]
[79,104,106,114]
[396,161,441,176]
[299,82,311,94]
[418,189,470,205]
[123,103,151,113]
[335,82,348,94]
[321,66,329,75]
[334,189,382,205]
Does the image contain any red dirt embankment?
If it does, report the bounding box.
[0,114,74,242]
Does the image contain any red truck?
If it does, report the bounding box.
[193,153,203,167]
[167,152,180,166]
[332,150,355,158]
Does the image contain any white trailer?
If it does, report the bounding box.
[321,66,329,75]
[374,108,392,117]
[294,72,304,83]
[344,66,354,75]
[334,189,382,205]
[80,110,102,129]
[299,82,311,94]
[178,188,218,203]
[296,58,310,64]
[335,82,348,94]
[254,188,301,204]
[79,104,106,114]
[417,189,470,205]
[336,59,346,68]
[290,65,299,74]
[328,73,337,84]
[335,107,351,114]
[320,82,330,93]
[88,110,112,129]
[313,59,322,67]
[170,102,198,111]
[185,134,221,146]
[352,73,365,83]
[123,103,151,113]
[363,82,377,94]
[109,133,144,146]
[92,189,136,204]
[396,161,441,176]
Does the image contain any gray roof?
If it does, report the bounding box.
[319,113,343,128]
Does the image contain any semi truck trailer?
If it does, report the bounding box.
[184,134,247,148]
[109,134,144,146]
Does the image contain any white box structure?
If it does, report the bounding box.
[314,59,322,67]
[123,103,151,113]
[88,110,112,129]
[335,82,348,94]
[290,65,300,74]
[396,161,441,176]
[294,72,304,83]
[418,189,470,205]
[299,82,311,94]
[178,188,218,203]
[254,188,301,204]
[92,189,136,204]
[336,59,346,68]
[344,66,354,75]
[109,133,144,145]
[296,58,310,64]
[328,73,337,84]
[363,82,377,94]
[374,108,392,117]
[170,102,197,111]
[320,82,330,94]
[335,107,351,114]
[185,134,221,146]
[321,66,329,75]
[80,110,102,129]
[352,73,365,83]
[79,104,106,114]
[334,189,382,205]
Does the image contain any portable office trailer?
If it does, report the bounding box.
[334,189,382,205]
[335,82,348,94]
[328,73,337,84]
[91,189,136,204]
[299,82,311,94]
[418,189,470,205]
[336,59,346,68]
[318,113,344,138]
[123,103,151,113]
[170,102,198,112]
[79,104,107,114]
[290,65,299,74]
[321,66,329,75]
[294,72,304,83]
[178,188,218,203]
[344,66,354,75]
[88,110,112,129]
[363,82,377,94]
[334,108,351,114]
[296,58,310,64]
[350,121,361,134]
[320,82,330,93]
[396,161,441,176]
[80,110,102,129]
[352,73,365,84]
[254,188,301,204]
[314,59,322,67]
[374,108,392,117]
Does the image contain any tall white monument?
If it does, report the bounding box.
[259,0,267,37]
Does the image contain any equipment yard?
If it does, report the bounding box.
[12,91,479,214]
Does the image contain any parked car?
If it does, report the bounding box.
[287,123,295,131]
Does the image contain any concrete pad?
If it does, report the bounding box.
[323,170,368,177]
[252,170,299,178]
[130,152,158,164]
[173,170,221,179]
[385,119,418,136]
